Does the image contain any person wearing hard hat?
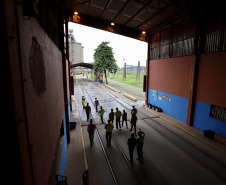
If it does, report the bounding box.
[127,132,137,162]
[105,119,114,146]
[99,106,105,124]
[130,111,137,134]
[87,119,96,146]
[136,129,145,161]
[122,109,128,128]
[115,107,122,129]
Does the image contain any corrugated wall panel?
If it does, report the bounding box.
[149,56,193,98]
[195,51,226,107]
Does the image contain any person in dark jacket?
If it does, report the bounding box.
[130,111,137,134]
[131,105,137,116]
[136,129,145,161]
[85,103,91,121]
[127,132,137,162]
[109,108,114,124]
[87,119,96,146]
[122,109,128,128]
[95,97,99,112]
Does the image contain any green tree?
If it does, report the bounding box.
[93,41,117,84]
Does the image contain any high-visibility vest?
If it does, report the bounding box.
[105,123,114,133]
[99,109,105,116]
[115,110,121,118]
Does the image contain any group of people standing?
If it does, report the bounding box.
[83,96,145,162]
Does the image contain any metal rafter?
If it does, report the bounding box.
[99,0,111,18]
[111,0,132,23]
[124,0,155,25]
[135,3,175,29]
[87,0,92,15]
[64,1,90,9]
[146,11,188,34]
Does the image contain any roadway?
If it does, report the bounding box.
[65,77,226,185]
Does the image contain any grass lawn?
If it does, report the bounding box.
[106,72,145,88]
[75,72,145,88]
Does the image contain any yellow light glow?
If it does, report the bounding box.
[142,31,146,34]
[111,22,115,26]
[74,11,78,15]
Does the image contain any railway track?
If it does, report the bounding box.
[78,78,226,184]
[79,81,143,185]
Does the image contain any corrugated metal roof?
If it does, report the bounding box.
[65,0,226,41]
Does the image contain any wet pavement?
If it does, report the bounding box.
[65,77,226,185]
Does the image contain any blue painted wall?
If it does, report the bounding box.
[192,101,226,136]
[148,89,188,123]
[58,113,67,176]
[58,95,71,177]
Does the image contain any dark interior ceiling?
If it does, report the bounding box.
[64,0,225,42]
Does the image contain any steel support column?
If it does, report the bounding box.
[145,34,151,105]
[186,22,202,126]
[2,0,34,184]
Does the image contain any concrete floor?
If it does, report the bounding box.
[65,77,226,185]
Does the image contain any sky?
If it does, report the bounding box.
[68,22,147,68]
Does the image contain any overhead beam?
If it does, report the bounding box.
[99,0,111,18]
[70,63,93,69]
[111,0,132,23]
[69,13,148,42]
[124,0,155,25]
[64,1,90,9]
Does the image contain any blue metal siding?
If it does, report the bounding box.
[192,101,226,136]
[58,113,67,176]
[148,89,188,123]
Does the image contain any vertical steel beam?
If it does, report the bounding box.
[65,18,69,60]
[1,0,34,184]
[186,22,202,126]
[145,35,151,105]
[63,15,70,143]
[62,54,70,144]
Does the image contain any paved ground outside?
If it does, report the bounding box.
[103,78,145,101]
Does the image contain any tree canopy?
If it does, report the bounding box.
[93,41,118,84]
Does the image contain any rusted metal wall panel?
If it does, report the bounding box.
[17,12,64,185]
[195,51,226,107]
[148,56,193,98]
